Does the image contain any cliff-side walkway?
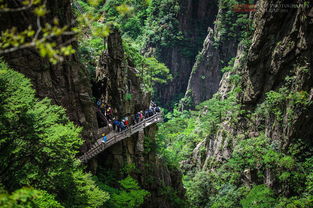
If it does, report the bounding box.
[79,113,163,162]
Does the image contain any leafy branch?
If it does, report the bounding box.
[0,0,36,12]
[0,0,78,63]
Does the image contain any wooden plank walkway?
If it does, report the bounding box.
[79,113,163,163]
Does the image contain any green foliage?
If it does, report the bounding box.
[143,0,182,47]
[78,36,105,79]
[123,40,172,93]
[143,135,156,155]
[0,187,64,208]
[241,185,276,208]
[209,185,247,208]
[184,171,212,208]
[160,185,187,208]
[159,81,313,208]
[0,62,108,207]
[97,175,149,208]
[275,196,313,208]
[0,0,78,64]
[75,0,110,80]
[104,0,150,41]
[112,176,149,208]
[123,93,133,101]
[221,58,236,73]
[255,87,311,123]
[214,0,255,45]
[157,85,242,168]
[156,109,197,167]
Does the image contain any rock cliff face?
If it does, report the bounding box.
[0,0,98,150]
[152,0,218,106]
[96,30,185,208]
[240,0,313,147]
[184,27,223,106]
[185,1,251,106]
[95,29,150,116]
[189,0,313,175]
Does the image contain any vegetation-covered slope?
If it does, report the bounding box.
[156,0,313,207]
[0,62,108,207]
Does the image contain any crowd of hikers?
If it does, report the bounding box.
[96,100,113,121]
[95,100,161,142]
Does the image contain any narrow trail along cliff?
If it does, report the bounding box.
[80,112,163,162]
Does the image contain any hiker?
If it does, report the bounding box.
[119,121,126,131]
[148,108,154,117]
[144,110,149,118]
[124,117,129,127]
[131,115,136,125]
[116,120,122,132]
[102,134,107,143]
[113,119,119,131]
[139,111,144,121]
[151,106,156,114]
[100,103,106,114]
[106,105,113,121]
[135,112,140,123]
[122,120,127,130]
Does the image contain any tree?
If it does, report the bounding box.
[241,185,276,208]
[111,176,150,208]
[0,61,109,207]
[123,40,172,93]
[0,187,64,208]
[0,0,117,64]
[96,175,149,208]
[0,0,77,63]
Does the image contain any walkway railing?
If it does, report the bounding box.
[79,113,163,163]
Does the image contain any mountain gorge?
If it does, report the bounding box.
[0,0,313,207]
[144,0,218,106]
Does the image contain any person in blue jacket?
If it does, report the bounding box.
[119,121,126,131]
[135,112,140,123]
[102,134,107,143]
[144,110,149,118]
[113,119,119,131]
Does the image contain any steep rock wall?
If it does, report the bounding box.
[96,29,150,116]
[96,30,185,208]
[241,0,313,147]
[184,27,223,106]
[189,0,313,177]
[185,1,253,106]
[0,1,98,150]
[151,0,218,106]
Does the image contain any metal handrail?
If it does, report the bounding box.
[79,113,163,162]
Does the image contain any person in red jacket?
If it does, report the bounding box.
[124,118,129,126]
